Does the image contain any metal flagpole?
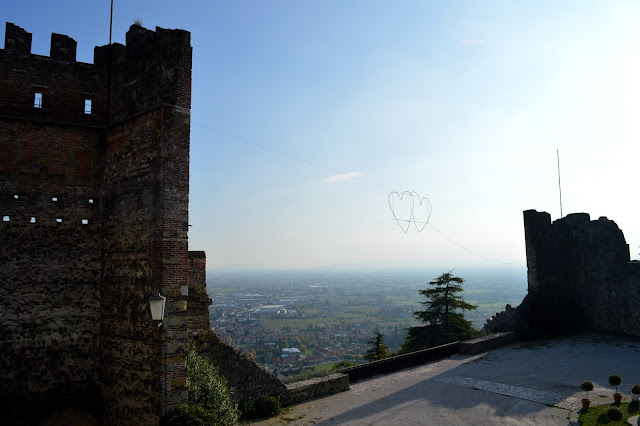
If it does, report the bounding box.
[109,0,113,44]
[107,0,113,121]
[557,149,563,218]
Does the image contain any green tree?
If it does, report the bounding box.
[401,272,480,353]
[365,331,390,361]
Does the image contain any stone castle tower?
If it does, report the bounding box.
[0,22,195,424]
[486,210,640,338]
[0,21,352,424]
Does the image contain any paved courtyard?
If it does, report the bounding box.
[254,333,640,425]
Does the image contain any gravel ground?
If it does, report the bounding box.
[252,333,640,426]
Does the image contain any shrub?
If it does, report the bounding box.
[187,346,239,425]
[581,381,594,399]
[632,384,640,394]
[332,360,357,370]
[160,405,221,426]
[240,394,281,421]
[609,374,622,392]
[606,407,623,421]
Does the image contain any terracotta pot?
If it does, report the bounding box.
[582,398,591,409]
[614,392,622,403]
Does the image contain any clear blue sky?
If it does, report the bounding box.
[4,1,640,270]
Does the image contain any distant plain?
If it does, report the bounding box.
[208,266,527,332]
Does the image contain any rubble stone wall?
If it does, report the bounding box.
[187,251,212,346]
[186,253,288,402]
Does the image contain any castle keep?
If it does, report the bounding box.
[0,21,302,425]
[0,22,196,424]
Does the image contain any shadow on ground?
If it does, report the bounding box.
[265,333,640,426]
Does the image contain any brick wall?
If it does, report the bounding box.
[0,23,107,126]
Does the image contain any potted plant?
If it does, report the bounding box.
[581,381,594,409]
[631,384,640,403]
[608,374,622,403]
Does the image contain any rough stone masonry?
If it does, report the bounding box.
[486,210,640,338]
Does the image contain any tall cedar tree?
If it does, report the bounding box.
[365,331,390,362]
[401,272,479,353]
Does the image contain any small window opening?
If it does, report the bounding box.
[81,219,89,225]
[52,197,58,202]
[56,218,62,223]
[34,92,43,108]
[14,194,19,199]
[89,198,94,204]
[84,99,92,115]
[30,217,36,223]
[3,216,9,222]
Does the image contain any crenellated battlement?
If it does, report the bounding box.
[1,22,191,126]
[4,23,33,56]
[2,23,79,63]
[4,22,86,64]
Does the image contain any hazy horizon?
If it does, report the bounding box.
[207,264,528,289]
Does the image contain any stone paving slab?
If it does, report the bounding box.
[438,376,582,410]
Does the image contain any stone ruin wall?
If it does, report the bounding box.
[0,22,192,425]
[188,252,212,344]
[486,209,640,338]
[200,332,288,402]
[187,252,288,402]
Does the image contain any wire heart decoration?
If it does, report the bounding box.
[388,191,432,233]
[410,191,432,233]
[388,191,414,233]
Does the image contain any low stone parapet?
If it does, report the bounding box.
[282,373,350,406]
[459,332,518,355]
[338,341,460,383]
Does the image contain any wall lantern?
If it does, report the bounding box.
[149,293,166,328]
